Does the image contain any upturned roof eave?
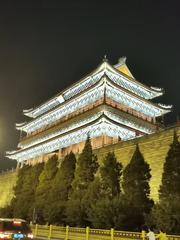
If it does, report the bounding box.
[104,74,172,113]
[23,59,163,118]
[111,62,164,96]
[19,103,157,147]
[7,112,142,159]
[22,61,105,118]
[16,78,106,130]
[16,74,172,131]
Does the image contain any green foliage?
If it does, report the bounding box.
[66,137,99,226]
[148,132,180,234]
[5,133,180,232]
[147,195,180,234]
[100,152,122,198]
[35,155,58,223]
[66,198,87,227]
[44,152,76,224]
[88,196,126,229]
[82,177,103,205]
[43,201,66,225]
[122,145,153,230]
[159,131,180,200]
[86,152,123,228]
[119,198,147,231]
[122,145,152,209]
[72,136,99,193]
[52,152,76,200]
[11,162,44,220]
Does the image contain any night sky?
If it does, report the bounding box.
[0,0,180,170]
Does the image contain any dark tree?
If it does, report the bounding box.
[148,131,180,234]
[44,152,76,224]
[159,131,180,200]
[122,144,153,230]
[66,136,99,226]
[11,162,44,220]
[35,155,58,223]
[87,152,123,228]
[88,196,126,229]
[72,136,99,193]
[100,152,122,198]
[146,200,180,234]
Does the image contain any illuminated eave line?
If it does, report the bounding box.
[15,85,169,134]
[19,112,102,148]
[23,98,60,118]
[23,61,105,118]
[7,120,135,161]
[19,104,156,147]
[19,108,153,150]
[64,61,163,101]
[109,61,164,95]
[16,78,106,131]
[104,75,172,114]
[63,64,162,102]
[17,80,108,131]
[105,111,155,134]
[23,71,165,126]
[17,73,170,132]
[104,105,157,130]
[7,114,140,157]
[105,69,163,100]
[20,105,106,144]
[22,60,163,118]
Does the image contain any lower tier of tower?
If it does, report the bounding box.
[7,104,159,163]
[21,135,119,166]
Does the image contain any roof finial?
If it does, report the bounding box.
[103,54,108,62]
[118,56,127,65]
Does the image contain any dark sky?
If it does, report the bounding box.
[0,0,180,170]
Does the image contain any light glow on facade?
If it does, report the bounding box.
[18,107,156,150]
[8,116,137,162]
[17,77,170,133]
[22,61,164,119]
[7,57,172,164]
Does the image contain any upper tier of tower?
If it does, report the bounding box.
[15,57,172,134]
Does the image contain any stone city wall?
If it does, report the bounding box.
[0,125,179,208]
[0,170,17,208]
[94,125,180,201]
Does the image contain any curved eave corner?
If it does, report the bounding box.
[23,108,35,118]
[6,151,18,160]
[23,95,65,119]
[16,122,27,131]
[158,104,173,114]
[150,86,164,98]
[106,61,164,100]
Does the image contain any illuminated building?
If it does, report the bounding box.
[6,57,172,166]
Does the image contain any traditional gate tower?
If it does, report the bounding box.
[7,57,172,166]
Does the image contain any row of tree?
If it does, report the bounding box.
[1,132,180,234]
